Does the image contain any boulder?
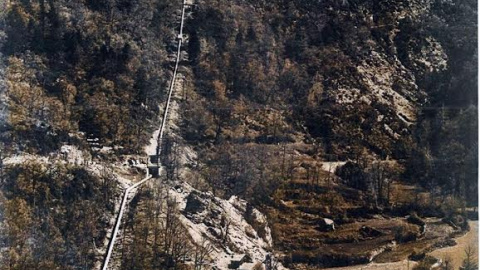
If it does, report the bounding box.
[407,215,425,226]
[245,203,269,242]
[442,214,466,230]
[228,254,253,269]
[185,191,209,214]
[317,218,335,232]
[445,238,457,247]
[359,226,384,238]
[408,251,425,261]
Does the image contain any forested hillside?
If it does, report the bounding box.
[182,0,477,205]
[0,162,118,269]
[3,0,180,154]
[0,0,181,268]
[0,0,477,269]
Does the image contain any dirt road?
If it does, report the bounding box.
[326,260,416,270]
[428,221,478,269]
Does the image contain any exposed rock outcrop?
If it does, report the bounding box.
[169,182,282,269]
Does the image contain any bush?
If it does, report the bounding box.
[395,224,419,243]
[335,162,368,191]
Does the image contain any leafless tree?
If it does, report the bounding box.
[0,142,5,187]
[461,245,478,270]
[161,136,180,181]
[162,198,190,269]
[442,255,453,270]
[193,237,214,270]
[220,214,232,245]
[100,166,117,213]
[264,253,281,270]
[367,162,399,207]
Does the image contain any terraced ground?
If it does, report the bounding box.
[265,161,472,269]
[326,221,478,270]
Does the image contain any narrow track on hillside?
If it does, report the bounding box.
[101,1,187,269]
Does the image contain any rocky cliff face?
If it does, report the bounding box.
[302,0,451,160]
[168,182,283,269]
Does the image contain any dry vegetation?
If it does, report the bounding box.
[0,0,477,269]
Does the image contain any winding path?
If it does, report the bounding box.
[428,221,478,269]
[101,1,187,269]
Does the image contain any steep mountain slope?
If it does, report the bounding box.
[0,0,477,269]
[0,0,181,269]
[3,0,180,154]
[183,0,470,160]
[180,0,477,201]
